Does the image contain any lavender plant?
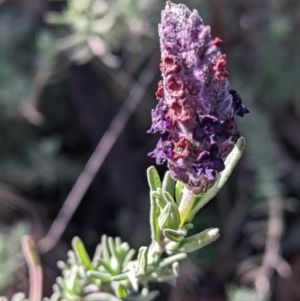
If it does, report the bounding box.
[45,0,155,66]
[2,1,248,301]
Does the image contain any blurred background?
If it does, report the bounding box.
[0,0,300,300]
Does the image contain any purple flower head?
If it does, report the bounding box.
[148,1,249,194]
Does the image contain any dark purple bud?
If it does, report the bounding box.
[230,90,250,117]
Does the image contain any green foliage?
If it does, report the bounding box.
[45,0,159,65]
[44,235,161,300]
[0,3,80,192]
[37,143,244,300]
[0,223,29,294]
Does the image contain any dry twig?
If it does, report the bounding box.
[22,236,43,301]
[255,198,291,299]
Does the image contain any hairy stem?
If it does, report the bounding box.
[178,187,196,227]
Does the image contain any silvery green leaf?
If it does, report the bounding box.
[87,270,111,282]
[162,191,177,207]
[150,190,161,199]
[101,235,110,263]
[218,137,246,188]
[122,249,136,268]
[97,258,115,275]
[154,189,167,209]
[175,181,184,206]
[78,265,88,279]
[165,196,181,227]
[110,273,129,281]
[92,243,102,267]
[158,203,172,230]
[158,253,187,268]
[60,286,82,301]
[84,292,123,301]
[118,242,131,263]
[147,166,161,191]
[137,246,148,275]
[114,237,122,254]
[64,266,79,293]
[167,228,219,253]
[162,171,175,198]
[108,237,121,272]
[162,228,187,243]
[150,192,161,243]
[127,265,139,292]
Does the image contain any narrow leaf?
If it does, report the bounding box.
[92,243,102,267]
[137,246,148,275]
[122,249,136,268]
[87,270,111,282]
[127,266,139,292]
[163,228,186,242]
[218,137,246,187]
[114,237,122,255]
[108,237,119,261]
[150,192,161,243]
[84,292,123,301]
[168,228,219,253]
[72,237,93,270]
[97,258,115,275]
[147,166,161,191]
[101,235,110,263]
[162,191,177,206]
[110,273,129,281]
[63,266,78,293]
[158,203,172,230]
[163,192,181,228]
[158,253,187,268]
[154,190,167,210]
[175,181,184,206]
[162,171,175,198]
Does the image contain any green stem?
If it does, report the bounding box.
[178,187,196,227]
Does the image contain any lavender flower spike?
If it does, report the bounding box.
[148,1,249,195]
